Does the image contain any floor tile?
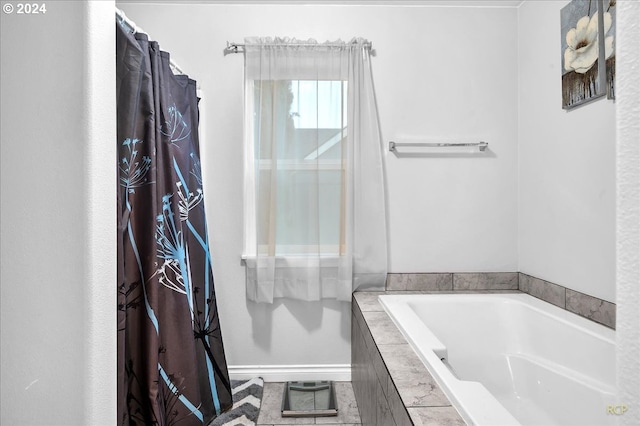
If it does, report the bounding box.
[316,382,360,424]
[257,382,314,425]
[257,381,361,425]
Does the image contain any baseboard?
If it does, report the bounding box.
[228,364,351,382]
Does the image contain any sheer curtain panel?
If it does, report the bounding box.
[243,37,388,303]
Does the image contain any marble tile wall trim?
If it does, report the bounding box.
[518,273,566,308]
[452,272,519,290]
[565,288,616,329]
[386,273,452,291]
[518,273,616,329]
[386,272,518,291]
[385,273,616,329]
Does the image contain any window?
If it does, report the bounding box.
[248,79,347,257]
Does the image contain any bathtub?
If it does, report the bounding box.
[378,293,616,426]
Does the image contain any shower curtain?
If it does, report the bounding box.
[116,20,232,425]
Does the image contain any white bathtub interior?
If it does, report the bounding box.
[379,293,616,426]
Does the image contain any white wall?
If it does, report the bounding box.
[0,1,116,424]
[380,7,519,274]
[517,1,616,302]
[615,1,640,423]
[117,2,519,370]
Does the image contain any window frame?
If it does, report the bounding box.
[243,78,348,260]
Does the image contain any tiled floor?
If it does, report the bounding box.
[257,381,362,426]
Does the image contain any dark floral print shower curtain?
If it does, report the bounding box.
[116,20,232,425]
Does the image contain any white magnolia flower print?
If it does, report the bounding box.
[564,11,614,74]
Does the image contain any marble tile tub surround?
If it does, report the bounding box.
[386,272,616,329]
[351,292,465,426]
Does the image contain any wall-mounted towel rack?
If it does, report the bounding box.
[388,141,488,152]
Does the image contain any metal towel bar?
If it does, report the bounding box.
[388,141,488,152]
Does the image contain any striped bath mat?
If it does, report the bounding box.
[209,378,264,426]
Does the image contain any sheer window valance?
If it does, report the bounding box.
[242,37,388,303]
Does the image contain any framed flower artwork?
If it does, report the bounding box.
[604,0,616,100]
[561,0,616,109]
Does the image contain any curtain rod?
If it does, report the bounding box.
[224,40,373,55]
[115,7,186,76]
